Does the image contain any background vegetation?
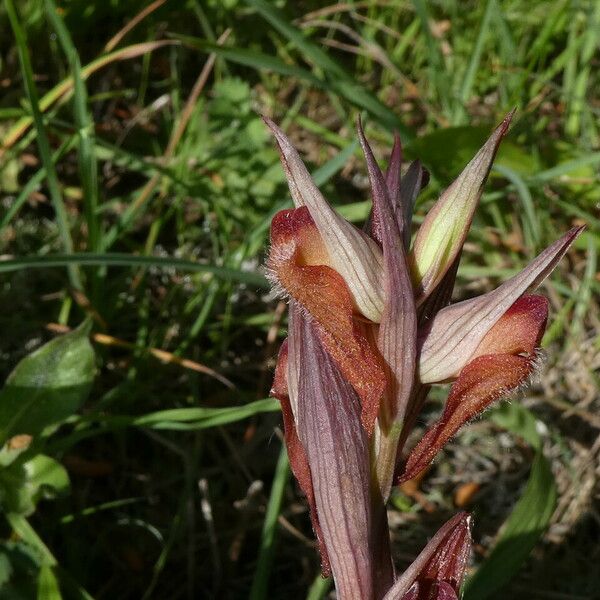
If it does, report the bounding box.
[0,0,598,598]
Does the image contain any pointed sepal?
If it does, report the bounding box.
[292,304,377,598]
[264,117,386,322]
[357,119,417,498]
[419,226,583,384]
[411,112,514,302]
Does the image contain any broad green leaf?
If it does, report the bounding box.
[37,565,62,599]
[0,323,96,443]
[407,125,538,182]
[0,455,70,515]
[464,451,557,599]
[0,540,40,598]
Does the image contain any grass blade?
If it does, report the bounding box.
[130,398,279,430]
[528,151,600,182]
[306,574,332,600]
[244,0,410,136]
[493,163,541,250]
[5,0,81,290]
[0,253,268,287]
[411,0,451,114]
[175,36,323,87]
[249,443,291,600]
[455,0,495,122]
[45,0,100,255]
[37,565,62,600]
[0,40,176,154]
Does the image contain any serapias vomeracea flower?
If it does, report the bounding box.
[266,113,583,600]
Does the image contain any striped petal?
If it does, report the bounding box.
[293,304,377,599]
[419,226,583,384]
[270,338,331,575]
[264,117,385,322]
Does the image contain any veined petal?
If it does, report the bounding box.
[399,160,428,249]
[411,112,513,302]
[264,117,385,322]
[358,120,417,498]
[419,226,583,384]
[385,132,403,208]
[401,353,535,483]
[369,135,428,251]
[402,581,458,600]
[293,304,376,599]
[384,513,471,600]
[369,132,403,246]
[268,206,385,433]
[270,339,331,575]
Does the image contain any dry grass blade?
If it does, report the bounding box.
[0,40,177,156]
[46,323,235,389]
[104,0,168,53]
[108,29,231,253]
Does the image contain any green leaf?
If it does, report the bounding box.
[0,455,70,515]
[37,565,62,599]
[464,451,557,599]
[488,402,542,450]
[0,540,40,598]
[0,323,96,443]
[407,125,538,182]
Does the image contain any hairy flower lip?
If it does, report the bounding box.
[263,116,386,322]
[400,293,550,483]
[267,205,386,433]
[400,352,539,484]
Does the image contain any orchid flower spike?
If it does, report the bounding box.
[265,114,583,600]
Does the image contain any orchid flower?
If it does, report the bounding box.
[266,114,582,600]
